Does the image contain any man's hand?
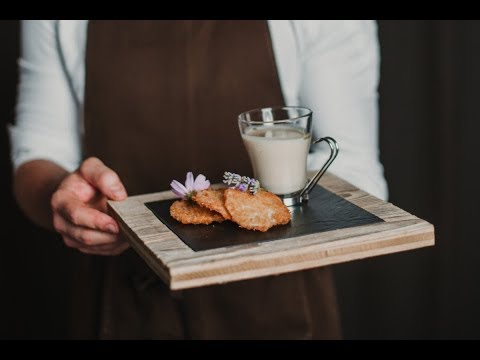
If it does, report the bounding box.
[50,157,129,256]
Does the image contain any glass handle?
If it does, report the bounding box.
[298,137,339,202]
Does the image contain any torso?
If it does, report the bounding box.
[74,20,340,340]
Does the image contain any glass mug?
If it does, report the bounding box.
[238,106,339,206]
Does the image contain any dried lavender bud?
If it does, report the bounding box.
[223,171,242,186]
[248,179,260,194]
[235,183,248,192]
[223,171,260,195]
[240,176,250,184]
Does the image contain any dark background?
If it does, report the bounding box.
[1,20,479,339]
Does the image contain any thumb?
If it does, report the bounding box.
[79,157,128,200]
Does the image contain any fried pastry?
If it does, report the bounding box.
[170,200,224,225]
[224,188,291,232]
[192,188,232,220]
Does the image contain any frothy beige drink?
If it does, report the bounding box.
[242,125,311,195]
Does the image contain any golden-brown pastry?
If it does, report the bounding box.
[170,200,224,225]
[192,188,231,220]
[224,188,291,232]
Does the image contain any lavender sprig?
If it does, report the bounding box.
[223,171,242,186]
[223,171,260,195]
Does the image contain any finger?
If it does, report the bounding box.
[78,241,130,256]
[52,189,118,233]
[54,215,120,246]
[110,241,130,255]
[62,235,83,250]
[79,157,127,200]
[90,194,108,213]
[62,235,129,253]
[58,172,97,203]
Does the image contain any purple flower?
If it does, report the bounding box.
[235,183,248,192]
[170,172,210,200]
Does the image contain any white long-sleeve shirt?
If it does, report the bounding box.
[9,20,388,200]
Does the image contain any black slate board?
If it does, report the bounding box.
[145,185,384,252]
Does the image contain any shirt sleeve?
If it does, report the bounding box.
[9,20,82,173]
[297,20,389,200]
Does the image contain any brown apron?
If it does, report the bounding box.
[77,20,341,339]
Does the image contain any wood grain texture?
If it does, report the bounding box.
[108,172,435,290]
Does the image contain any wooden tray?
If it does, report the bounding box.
[108,173,435,290]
